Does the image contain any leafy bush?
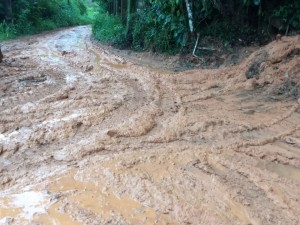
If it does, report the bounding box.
[92,0,188,53]
[0,21,16,40]
[272,2,300,30]
[0,0,94,40]
[92,11,125,45]
[131,2,188,53]
[131,2,188,52]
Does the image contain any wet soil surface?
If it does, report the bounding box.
[0,26,300,225]
[95,38,259,72]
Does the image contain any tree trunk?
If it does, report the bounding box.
[126,0,131,36]
[112,0,115,15]
[258,0,262,33]
[121,0,123,21]
[184,0,194,35]
[5,0,13,21]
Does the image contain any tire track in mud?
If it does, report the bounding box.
[0,26,300,225]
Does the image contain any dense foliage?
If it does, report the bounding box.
[1,0,299,53]
[92,0,300,53]
[93,7,124,45]
[0,0,95,40]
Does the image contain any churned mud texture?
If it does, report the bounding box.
[1,26,300,225]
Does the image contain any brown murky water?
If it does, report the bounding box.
[0,26,300,225]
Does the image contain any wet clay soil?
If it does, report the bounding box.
[0,26,300,225]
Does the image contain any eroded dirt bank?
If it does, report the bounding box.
[0,26,300,225]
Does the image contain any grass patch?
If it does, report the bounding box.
[92,10,125,45]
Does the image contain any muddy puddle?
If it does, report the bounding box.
[257,160,300,182]
[0,26,300,224]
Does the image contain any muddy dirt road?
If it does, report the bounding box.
[0,26,300,225]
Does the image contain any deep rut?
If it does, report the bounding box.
[0,26,300,225]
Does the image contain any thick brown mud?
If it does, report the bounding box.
[0,26,300,225]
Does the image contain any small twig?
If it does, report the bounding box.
[192,34,204,63]
[285,24,290,36]
[193,33,200,57]
[197,47,218,51]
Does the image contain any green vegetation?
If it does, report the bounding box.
[1,0,299,53]
[92,0,300,53]
[0,0,97,40]
[93,10,125,45]
[130,1,188,53]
